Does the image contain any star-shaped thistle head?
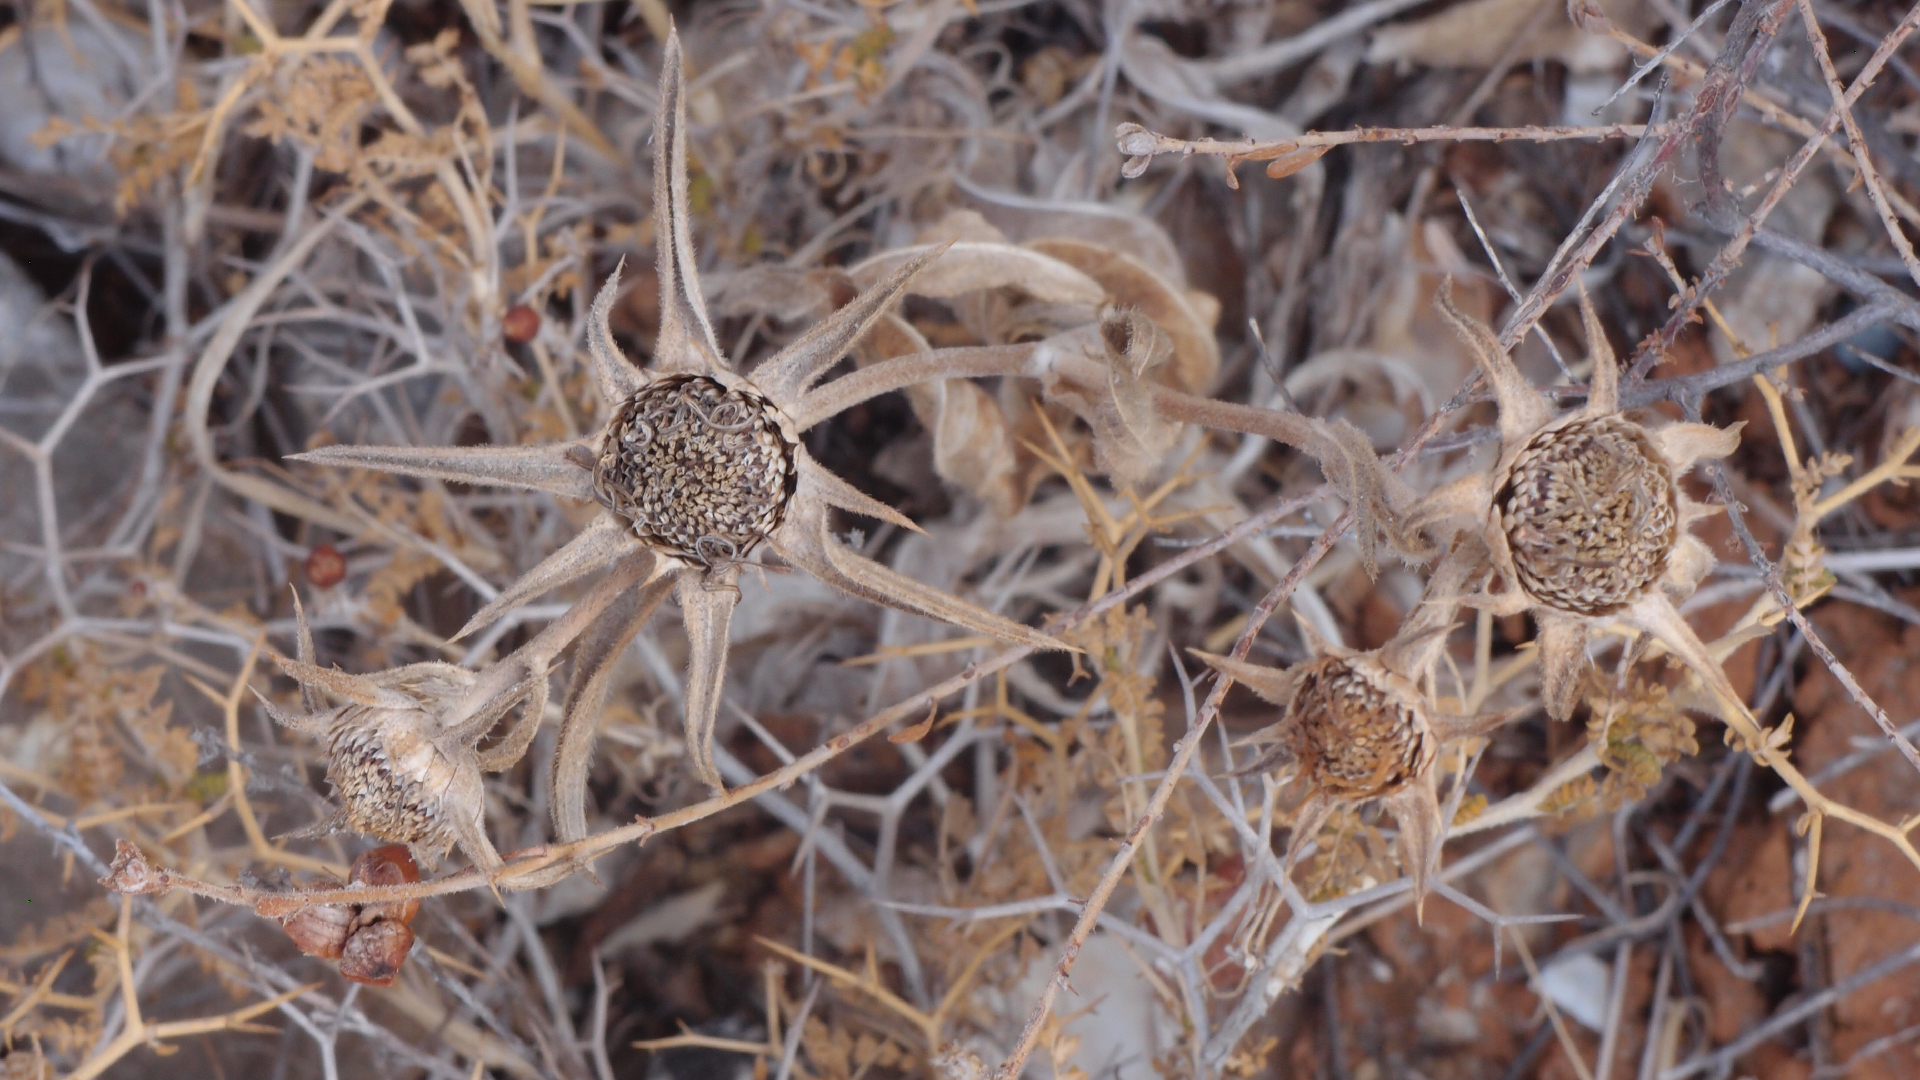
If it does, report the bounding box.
[1412,282,1743,722]
[295,29,1065,837]
[1196,544,1493,911]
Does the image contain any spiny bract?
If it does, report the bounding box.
[1196,543,1497,912]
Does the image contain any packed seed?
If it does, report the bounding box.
[325,708,461,850]
[1498,415,1678,616]
[592,374,796,566]
[1289,657,1432,800]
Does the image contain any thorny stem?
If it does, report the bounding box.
[1623,0,1920,381]
[1795,0,1920,290]
[992,521,1346,1079]
[1116,121,1665,188]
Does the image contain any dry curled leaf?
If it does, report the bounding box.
[1024,236,1221,395]
[849,242,1105,306]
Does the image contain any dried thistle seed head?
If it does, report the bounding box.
[1498,415,1678,616]
[591,374,797,566]
[313,696,490,869]
[1288,656,1435,801]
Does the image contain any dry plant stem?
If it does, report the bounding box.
[1117,122,1661,186]
[183,195,368,535]
[1605,4,1920,228]
[1659,940,1920,1079]
[195,631,340,877]
[106,485,1331,913]
[1681,261,1920,779]
[1624,0,1920,380]
[1192,0,1430,82]
[66,898,320,1080]
[1795,0,1920,289]
[451,0,617,161]
[991,520,1346,1080]
[1511,927,1599,1080]
[0,784,508,1080]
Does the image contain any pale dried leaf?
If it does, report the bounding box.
[651,30,725,374]
[554,572,674,837]
[752,244,948,405]
[1026,237,1220,394]
[769,501,1062,653]
[453,515,636,641]
[848,242,1105,305]
[1365,0,1642,73]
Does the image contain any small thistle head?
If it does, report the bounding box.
[1498,414,1678,616]
[267,663,502,874]
[1200,642,1458,914]
[591,374,798,567]
[1284,655,1436,801]
[323,703,481,855]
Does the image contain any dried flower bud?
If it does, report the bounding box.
[324,701,489,866]
[1285,656,1435,801]
[305,543,347,588]
[502,304,541,344]
[1114,122,1157,158]
[100,839,171,895]
[1498,415,1677,617]
[933,1044,989,1080]
[339,919,415,986]
[269,663,503,874]
[279,899,352,959]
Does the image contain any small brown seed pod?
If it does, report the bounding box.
[339,919,415,987]
[502,304,541,344]
[304,542,347,588]
[1285,655,1434,802]
[1497,415,1677,617]
[278,897,352,960]
[348,844,421,926]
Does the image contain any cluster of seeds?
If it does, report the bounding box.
[325,707,468,851]
[592,374,797,567]
[276,845,423,987]
[1497,415,1678,616]
[1287,657,1434,801]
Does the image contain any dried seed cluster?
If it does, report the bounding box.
[325,705,474,852]
[277,845,423,987]
[592,374,797,566]
[1497,415,1678,616]
[1288,657,1434,801]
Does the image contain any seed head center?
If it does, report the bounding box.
[1291,658,1430,800]
[328,711,455,848]
[1498,415,1677,616]
[593,375,797,566]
